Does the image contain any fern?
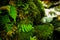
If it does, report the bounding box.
[19,23,33,32]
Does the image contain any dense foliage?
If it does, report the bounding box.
[0,0,60,40]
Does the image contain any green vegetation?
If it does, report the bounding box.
[0,0,60,40]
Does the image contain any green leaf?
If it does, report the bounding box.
[36,24,54,37]
[34,0,45,18]
[34,0,45,13]
[30,36,37,40]
[29,2,38,12]
[9,5,17,21]
[23,4,29,10]
[0,15,10,24]
[21,24,25,32]
[20,23,33,32]
[5,24,13,32]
